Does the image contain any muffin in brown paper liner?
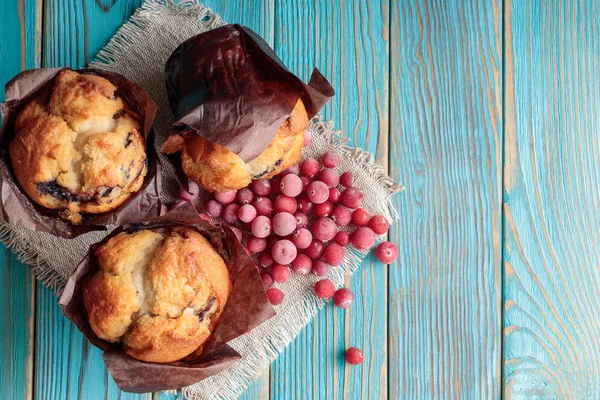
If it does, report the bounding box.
[58,203,276,392]
[162,24,334,190]
[0,68,161,238]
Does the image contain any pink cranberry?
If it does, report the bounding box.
[328,187,341,204]
[260,272,274,289]
[333,288,354,308]
[271,264,291,283]
[368,215,390,235]
[321,151,340,168]
[350,227,376,250]
[334,231,350,246]
[312,217,337,241]
[318,168,340,188]
[251,215,272,238]
[332,206,352,226]
[214,190,237,204]
[258,251,274,268]
[340,172,354,187]
[312,259,330,276]
[303,129,312,147]
[297,196,313,213]
[324,243,345,266]
[280,174,303,197]
[300,158,321,178]
[291,228,312,249]
[250,179,271,196]
[376,241,398,264]
[340,187,364,209]
[178,180,200,201]
[223,203,240,224]
[266,288,284,305]
[236,188,254,205]
[247,236,267,253]
[272,239,298,265]
[314,201,333,218]
[205,200,223,217]
[272,212,297,236]
[291,254,312,275]
[351,208,370,226]
[274,195,297,214]
[238,204,257,223]
[253,197,273,217]
[345,347,364,365]
[314,279,335,299]
[304,239,325,260]
[307,181,329,204]
[293,212,309,229]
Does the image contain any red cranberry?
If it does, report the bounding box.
[314,201,333,218]
[324,243,345,266]
[205,200,223,217]
[307,181,329,204]
[351,208,370,226]
[312,259,330,276]
[290,254,312,275]
[293,212,309,229]
[291,228,312,249]
[332,206,352,226]
[321,151,340,168]
[274,195,297,214]
[214,190,237,204]
[333,288,354,308]
[334,231,350,246]
[318,168,340,188]
[236,188,255,205]
[247,236,267,253]
[312,217,338,241]
[271,264,291,283]
[350,227,376,250]
[266,288,284,305]
[328,187,341,204]
[304,239,325,260]
[260,272,274,289]
[253,197,274,217]
[340,187,364,209]
[300,158,321,178]
[376,241,398,264]
[258,251,274,268]
[272,239,298,265]
[250,179,271,196]
[368,215,390,235]
[314,279,335,299]
[297,196,313,213]
[223,203,240,224]
[345,347,364,365]
[340,172,354,187]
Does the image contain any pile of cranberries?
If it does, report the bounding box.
[180,148,399,366]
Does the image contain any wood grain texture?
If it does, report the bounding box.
[389,0,503,398]
[270,1,390,399]
[0,1,41,399]
[503,1,600,398]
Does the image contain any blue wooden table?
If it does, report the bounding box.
[1,0,598,398]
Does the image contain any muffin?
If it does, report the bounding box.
[83,226,231,363]
[9,69,147,223]
[162,99,308,192]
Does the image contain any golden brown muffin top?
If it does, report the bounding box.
[83,227,231,363]
[9,70,147,222]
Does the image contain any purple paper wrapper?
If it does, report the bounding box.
[0,68,162,238]
[58,202,276,392]
[163,24,334,163]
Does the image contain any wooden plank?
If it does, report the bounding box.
[270,1,390,398]
[503,1,600,397]
[389,0,503,398]
[0,1,42,399]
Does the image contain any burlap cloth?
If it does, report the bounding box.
[0,1,401,399]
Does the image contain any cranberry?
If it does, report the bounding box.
[205,200,223,217]
[280,174,303,197]
[223,203,240,224]
[312,259,330,276]
[238,204,257,223]
[328,187,341,204]
[345,347,364,365]
[236,188,255,205]
[333,288,354,308]
[266,288,284,305]
[312,217,337,241]
[314,201,333,218]
[368,215,390,235]
[321,151,340,168]
[270,176,283,195]
[340,187,364,209]
[253,197,274,217]
[351,208,370,226]
[291,254,312,275]
[332,206,352,226]
[324,243,345,266]
[291,228,312,249]
[260,272,274,289]
[274,195,297,214]
[271,264,291,283]
[297,196,313,213]
[334,231,350,246]
[272,239,298,265]
[300,176,311,193]
[251,215,272,238]
[339,172,354,187]
[214,190,237,204]
[258,251,274,268]
[350,227,376,250]
[300,158,320,178]
[250,179,271,196]
[376,241,399,264]
[307,181,330,204]
[247,236,267,253]
[318,168,340,188]
[294,212,309,229]
[304,239,325,260]
[314,279,335,299]
[272,212,297,236]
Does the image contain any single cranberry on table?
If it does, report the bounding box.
[251,215,272,238]
[340,171,354,187]
[250,179,271,196]
[294,212,309,229]
[247,236,267,253]
[271,264,291,283]
[304,239,326,260]
[274,195,297,213]
[297,196,314,213]
[205,199,223,217]
[291,228,312,249]
[178,180,200,201]
[272,212,297,236]
[291,254,312,275]
[253,197,274,217]
[328,187,341,204]
[260,272,274,289]
[312,217,337,241]
[238,204,257,223]
[266,288,285,305]
[271,239,298,265]
[334,231,350,246]
[307,181,330,204]
[258,251,275,268]
[318,168,340,188]
[223,203,240,224]
[314,279,336,299]
[324,243,345,266]
[214,190,237,204]
[321,151,340,168]
[368,215,390,235]
[351,208,370,226]
[332,206,352,226]
[345,347,364,365]
[280,174,303,197]
[340,186,364,209]
[333,288,354,308]
[314,201,333,218]
[376,241,399,264]
[312,259,330,276]
[300,158,321,178]
[350,227,376,250]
